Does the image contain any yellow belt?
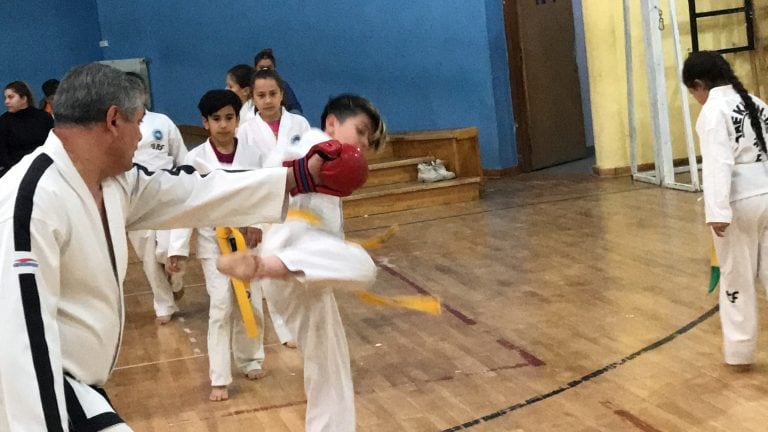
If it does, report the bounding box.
[215,227,259,338]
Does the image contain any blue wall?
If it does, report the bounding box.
[0,1,518,169]
[95,0,518,169]
[0,0,102,106]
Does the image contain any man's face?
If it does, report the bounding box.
[326,113,373,151]
[110,108,145,174]
[202,105,239,144]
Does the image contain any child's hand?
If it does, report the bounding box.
[166,255,188,274]
[217,251,259,281]
[240,227,263,249]
[709,222,729,237]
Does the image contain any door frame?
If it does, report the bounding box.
[502,0,533,173]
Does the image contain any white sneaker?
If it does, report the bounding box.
[418,162,442,183]
[432,160,456,180]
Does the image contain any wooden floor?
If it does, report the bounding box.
[108,170,768,431]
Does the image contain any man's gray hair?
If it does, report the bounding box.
[53,63,145,126]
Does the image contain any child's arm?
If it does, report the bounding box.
[166,227,193,273]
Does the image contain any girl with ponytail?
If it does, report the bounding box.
[683,50,768,370]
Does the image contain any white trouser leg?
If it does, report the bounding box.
[714,195,768,364]
[128,230,177,317]
[202,258,235,386]
[232,279,265,374]
[264,280,355,432]
[264,284,294,344]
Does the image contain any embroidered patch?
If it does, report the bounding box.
[153,129,163,140]
[13,255,38,274]
[291,135,301,145]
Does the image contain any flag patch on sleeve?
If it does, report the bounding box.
[13,256,38,274]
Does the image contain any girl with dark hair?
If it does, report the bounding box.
[226,64,257,124]
[683,50,768,370]
[235,68,310,350]
[254,48,303,114]
[0,81,53,177]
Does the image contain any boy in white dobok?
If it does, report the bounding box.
[217,94,386,432]
[124,72,187,324]
[166,90,270,402]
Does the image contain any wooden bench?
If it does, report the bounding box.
[178,125,484,218]
[343,127,483,218]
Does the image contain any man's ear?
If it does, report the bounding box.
[106,106,120,132]
[201,116,210,131]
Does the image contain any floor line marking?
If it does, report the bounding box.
[441,304,719,431]
[376,260,476,325]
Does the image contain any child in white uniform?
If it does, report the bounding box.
[125,72,188,324]
[218,94,386,432]
[226,64,257,126]
[684,51,768,368]
[237,68,310,149]
[237,68,311,347]
[167,90,269,401]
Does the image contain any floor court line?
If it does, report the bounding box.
[441,304,719,431]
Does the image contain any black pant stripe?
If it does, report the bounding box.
[13,154,63,431]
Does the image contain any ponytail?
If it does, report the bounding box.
[721,57,767,154]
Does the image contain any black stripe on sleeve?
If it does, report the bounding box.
[13,154,64,431]
[64,379,125,432]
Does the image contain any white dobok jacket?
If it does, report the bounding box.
[697,85,768,223]
[261,128,376,289]
[0,132,289,431]
[132,110,187,171]
[236,108,310,153]
[167,138,272,259]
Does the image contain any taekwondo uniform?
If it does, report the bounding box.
[167,138,272,387]
[698,85,768,365]
[0,132,288,431]
[128,110,188,318]
[236,107,310,151]
[239,99,257,127]
[260,128,377,432]
[237,108,310,344]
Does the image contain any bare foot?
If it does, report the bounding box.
[282,341,298,349]
[155,315,172,325]
[245,369,267,380]
[210,385,229,401]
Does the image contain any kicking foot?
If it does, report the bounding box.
[155,315,172,325]
[209,386,229,401]
[282,341,298,349]
[245,369,267,380]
